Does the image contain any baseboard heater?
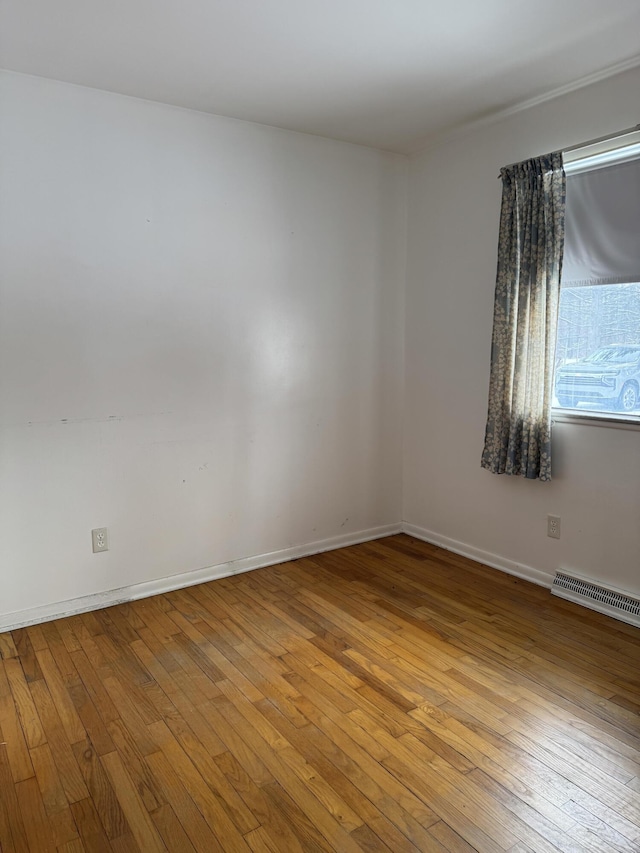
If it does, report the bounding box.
[551,572,640,628]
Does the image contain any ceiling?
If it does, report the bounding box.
[1,1,640,153]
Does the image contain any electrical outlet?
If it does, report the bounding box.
[547,515,561,540]
[92,528,108,553]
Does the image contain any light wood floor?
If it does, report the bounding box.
[1,535,639,852]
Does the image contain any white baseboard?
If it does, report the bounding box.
[0,521,556,633]
[402,522,553,589]
[0,523,402,633]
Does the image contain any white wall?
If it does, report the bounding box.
[404,65,640,595]
[3,63,639,627]
[0,72,406,622]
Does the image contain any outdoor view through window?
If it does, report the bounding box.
[554,283,640,416]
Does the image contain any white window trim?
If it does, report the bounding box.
[551,409,640,431]
[554,133,640,428]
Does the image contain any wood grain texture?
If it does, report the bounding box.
[0,534,638,851]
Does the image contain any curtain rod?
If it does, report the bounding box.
[501,123,640,173]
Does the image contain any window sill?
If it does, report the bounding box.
[551,409,640,431]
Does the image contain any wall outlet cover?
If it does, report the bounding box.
[92,528,108,553]
[547,516,561,540]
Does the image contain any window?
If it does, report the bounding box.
[553,134,640,420]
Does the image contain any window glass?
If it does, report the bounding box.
[554,282,640,416]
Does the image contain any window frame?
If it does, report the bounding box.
[551,134,640,427]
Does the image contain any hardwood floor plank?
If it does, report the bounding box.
[259,669,441,839]
[0,632,19,661]
[40,623,81,686]
[561,798,640,853]
[243,825,283,853]
[69,797,115,852]
[255,694,431,851]
[150,803,197,853]
[69,649,120,726]
[30,742,80,847]
[35,649,87,746]
[67,680,116,757]
[350,823,397,853]
[198,699,273,787]
[506,729,640,825]
[57,839,86,853]
[468,768,584,853]
[147,718,253,852]
[104,718,164,812]
[100,675,158,756]
[209,687,366,853]
[260,780,335,852]
[71,743,130,840]
[26,625,49,652]
[163,712,260,834]
[211,752,308,852]
[145,750,225,853]
[15,775,57,853]
[428,820,481,853]
[0,742,30,853]
[0,773,18,853]
[381,752,506,852]
[29,679,90,804]
[11,630,44,683]
[0,534,638,852]
[0,662,35,783]
[4,657,47,749]
[101,750,167,853]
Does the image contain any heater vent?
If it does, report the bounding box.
[552,572,640,627]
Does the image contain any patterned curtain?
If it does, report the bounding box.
[481,153,566,481]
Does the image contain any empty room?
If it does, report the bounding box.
[1,1,640,851]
